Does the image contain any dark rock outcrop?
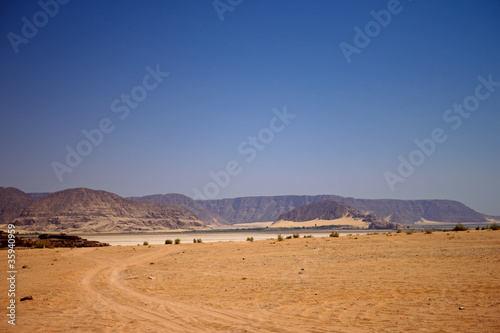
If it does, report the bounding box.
[0,231,109,248]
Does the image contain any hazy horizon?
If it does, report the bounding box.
[1,1,499,215]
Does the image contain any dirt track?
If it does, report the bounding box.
[2,230,500,332]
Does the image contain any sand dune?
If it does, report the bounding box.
[270,217,370,228]
[2,230,499,332]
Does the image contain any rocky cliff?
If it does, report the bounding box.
[8,188,206,233]
[128,193,230,226]
[196,195,489,225]
[274,199,400,229]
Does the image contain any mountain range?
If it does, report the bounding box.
[188,194,489,225]
[2,187,204,233]
[0,187,496,233]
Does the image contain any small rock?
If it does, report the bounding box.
[148,276,156,280]
[459,307,465,310]
[150,262,154,265]
[21,296,33,301]
[298,272,303,274]
[22,265,29,269]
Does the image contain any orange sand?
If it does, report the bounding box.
[2,230,499,332]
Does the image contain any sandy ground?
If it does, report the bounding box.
[1,230,499,332]
[231,222,274,229]
[270,217,369,228]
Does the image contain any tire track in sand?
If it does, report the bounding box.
[71,247,300,332]
[75,248,193,332]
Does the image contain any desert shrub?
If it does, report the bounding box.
[481,226,486,230]
[442,229,447,232]
[165,239,173,244]
[329,231,339,238]
[197,238,202,243]
[193,238,197,243]
[303,235,313,238]
[143,241,149,246]
[174,238,181,244]
[396,229,402,233]
[452,223,469,231]
[489,223,500,230]
[277,234,284,241]
[406,230,414,235]
[476,225,480,230]
[285,235,292,239]
[34,241,45,248]
[293,233,300,238]
[246,237,254,242]
[424,230,432,234]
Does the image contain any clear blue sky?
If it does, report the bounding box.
[1,0,499,215]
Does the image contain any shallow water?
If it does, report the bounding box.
[82,230,374,246]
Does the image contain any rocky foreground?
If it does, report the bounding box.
[0,231,109,248]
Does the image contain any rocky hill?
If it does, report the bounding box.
[338,198,487,224]
[273,199,400,229]
[7,188,206,233]
[198,195,342,224]
[196,195,489,225]
[276,199,367,222]
[0,187,34,225]
[128,193,230,226]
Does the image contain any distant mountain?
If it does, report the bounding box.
[198,195,343,224]
[8,188,206,233]
[128,193,230,226]
[2,187,493,231]
[196,195,490,225]
[0,187,34,225]
[27,192,51,200]
[337,198,488,224]
[276,199,368,222]
[273,199,400,229]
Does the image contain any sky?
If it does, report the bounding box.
[1,0,499,215]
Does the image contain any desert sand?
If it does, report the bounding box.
[270,217,369,228]
[2,230,499,332]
